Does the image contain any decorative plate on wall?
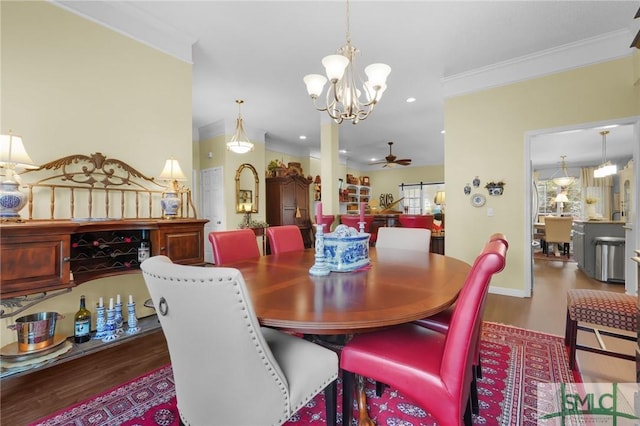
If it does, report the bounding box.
[471,193,486,207]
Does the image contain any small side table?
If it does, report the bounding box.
[250,226,267,255]
[431,232,445,255]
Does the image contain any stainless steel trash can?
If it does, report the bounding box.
[594,237,625,283]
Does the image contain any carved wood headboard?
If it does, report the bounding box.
[20,152,197,220]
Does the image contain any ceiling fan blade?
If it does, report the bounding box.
[368,160,388,165]
[396,159,412,165]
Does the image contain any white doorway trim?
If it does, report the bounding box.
[523,116,640,297]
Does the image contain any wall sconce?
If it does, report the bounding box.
[158,158,186,218]
[0,132,37,220]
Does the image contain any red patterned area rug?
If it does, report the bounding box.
[31,322,580,426]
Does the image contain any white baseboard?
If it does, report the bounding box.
[488,285,529,298]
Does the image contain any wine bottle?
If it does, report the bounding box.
[74,295,92,343]
[138,230,151,263]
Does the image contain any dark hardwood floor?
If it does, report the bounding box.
[1,329,170,425]
[484,257,634,383]
[1,257,634,425]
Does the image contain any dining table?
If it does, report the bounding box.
[226,246,471,425]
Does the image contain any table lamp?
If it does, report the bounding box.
[434,191,445,214]
[0,132,37,220]
[159,158,186,218]
[554,192,569,215]
[241,202,253,227]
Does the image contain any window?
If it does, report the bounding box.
[399,182,445,214]
[536,179,582,218]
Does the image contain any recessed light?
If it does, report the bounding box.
[441,130,445,134]
[299,135,307,140]
[339,149,347,154]
[406,97,416,103]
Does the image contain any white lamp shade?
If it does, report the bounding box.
[364,63,391,87]
[554,193,569,203]
[552,176,575,187]
[0,134,36,168]
[434,191,446,205]
[594,163,617,178]
[159,159,186,181]
[364,82,387,102]
[322,54,350,81]
[227,141,254,154]
[303,74,328,97]
[227,116,254,154]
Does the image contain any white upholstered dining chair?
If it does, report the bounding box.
[141,256,338,426]
[376,227,431,252]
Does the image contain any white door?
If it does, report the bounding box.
[201,167,225,263]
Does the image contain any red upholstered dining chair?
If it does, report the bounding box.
[412,233,508,413]
[315,214,335,232]
[340,239,507,426]
[340,214,377,244]
[398,214,434,230]
[266,225,305,254]
[208,229,260,266]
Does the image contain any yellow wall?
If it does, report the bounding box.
[368,165,445,201]
[1,1,192,344]
[445,56,638,295]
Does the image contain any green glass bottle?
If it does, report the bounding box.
[74,295,92,343]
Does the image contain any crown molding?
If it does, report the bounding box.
[443,28,635,98]
[51,1,197,64]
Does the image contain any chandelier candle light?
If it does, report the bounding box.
[159,158,186,218]
[303,0,391,124]
[0,132,37,220]
[227,100,254,154]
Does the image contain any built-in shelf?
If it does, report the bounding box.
[340,184,371,214]
[0,315,161,381]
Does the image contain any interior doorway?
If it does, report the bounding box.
[524,116,640,297]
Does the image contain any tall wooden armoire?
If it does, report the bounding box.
[266,175,312,248]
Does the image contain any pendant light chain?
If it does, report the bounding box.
[345,0,351,45]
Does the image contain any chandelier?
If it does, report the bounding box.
[593,130,616,178]
[551,155,575,187]
[227,100,254,154]
[303,0,391,124]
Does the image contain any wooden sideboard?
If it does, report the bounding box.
[0,218,208,299]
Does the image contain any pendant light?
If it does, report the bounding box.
[551,155,575,187]
[593,130,616,178]
[227,100,254,154]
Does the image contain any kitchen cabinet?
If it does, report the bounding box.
[0,219,208,298]
[266,176,312,248]
[572,220,625,279]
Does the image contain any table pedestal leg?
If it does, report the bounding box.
[356,374,374,426]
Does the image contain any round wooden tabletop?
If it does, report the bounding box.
[230,248,471,335]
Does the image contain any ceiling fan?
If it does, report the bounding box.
[370,141,412,167]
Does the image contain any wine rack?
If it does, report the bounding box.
[70,230,146,284]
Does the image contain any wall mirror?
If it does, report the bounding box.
[235,163,259,213]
